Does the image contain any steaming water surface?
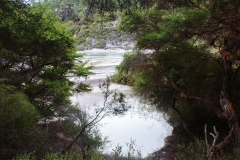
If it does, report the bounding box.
[71,49,172,157]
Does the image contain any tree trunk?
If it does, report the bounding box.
[219,46,238,136]
[206,46,239,159]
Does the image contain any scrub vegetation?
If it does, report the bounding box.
[0,0,131,159]
[2,0,240,159]
[110,0,240,159]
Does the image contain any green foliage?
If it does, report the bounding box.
[176,141,206,160]
[176,139,240,160]
[63,20,81,35]
[0,1,92,118]
[117,53,135,72]
[134,69,156,93]
[13,152,105,160]
[82,0,136,13]
[0,84,38,159]
[64,105,109,156]
[112,139,142,160]
[120,6,209,50]
[115,0,240,158]
[0,88,37,131]
[113,53,136,85]
[13,153,36,160]
[113,71,132,85]
[75,16,132,50]
[119,9,146,33]
[118,1,225,106]
[47,0,85,21]
[43,152,82,160]
[0,1,95,158]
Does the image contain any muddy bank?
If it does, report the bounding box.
[151,128,191,160]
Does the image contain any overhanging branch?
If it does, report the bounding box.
[165,74,205,102]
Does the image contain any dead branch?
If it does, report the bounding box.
[210,126,219,147]
[204,124,209,152]
[206,126,219,159]
[205,127,234,159]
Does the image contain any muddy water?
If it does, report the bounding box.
[71,49,172,157]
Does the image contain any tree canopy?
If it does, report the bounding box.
[113,0,240,158]
[0,1,92,118]
[2,0,240,159]
[0,0,93,158]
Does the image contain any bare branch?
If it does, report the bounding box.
[189,0,206,11]
[210,126,219,147]
[204,124,209,151]
[206,126,219,159]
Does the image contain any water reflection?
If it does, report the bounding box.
[71,49,172,157]
[99,91,172,157]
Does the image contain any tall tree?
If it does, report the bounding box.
[0,0,94,158]
[115,0,240,158]
[0,0,92,119]
[47,0,84,21]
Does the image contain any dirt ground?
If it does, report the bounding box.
[150,128,191,160]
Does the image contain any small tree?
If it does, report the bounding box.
[0,82,38,159]
[0,1,92,119]
[114,0,240,158]
[62,77,129,157]
[38,0,240,158]
[0,1,92,158]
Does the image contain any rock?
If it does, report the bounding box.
[74,18,136,50]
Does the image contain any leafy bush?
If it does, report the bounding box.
[13,152,105,160]
[176,140,240,160]
[113,53,136,85]
[177,141,206,160]
[112,139,142,160]
[0,83,38,159]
